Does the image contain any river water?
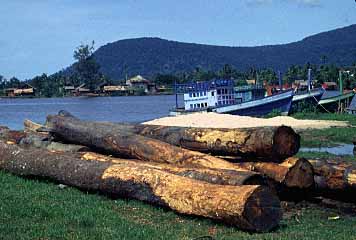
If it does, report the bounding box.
[0,95,176,130]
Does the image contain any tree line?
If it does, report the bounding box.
[1,41,356,98]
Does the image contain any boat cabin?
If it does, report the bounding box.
[176,79,235,111]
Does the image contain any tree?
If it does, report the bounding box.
[73,41,101,91]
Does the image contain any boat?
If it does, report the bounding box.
[289,88,324,114]
[318,90,355,113]
[170,79,294,116]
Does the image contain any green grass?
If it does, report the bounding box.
[292,113,356,147]
[1,170,356,240]
[296,151,355,162]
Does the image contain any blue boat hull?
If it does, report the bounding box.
[215,90,294,116]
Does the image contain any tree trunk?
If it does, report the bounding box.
[308,159,356,202]
[44,115,275,170]
[79,152,267,186]
[236,158,315,189]
[133,124,300,160]
[47,110,301,160]
[0,141,282,232]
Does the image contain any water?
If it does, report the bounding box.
[300,144,355,156]
[0,95,176,130]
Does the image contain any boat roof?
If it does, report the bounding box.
[175,79,234,93]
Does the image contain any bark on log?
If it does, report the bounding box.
[133,124,300,160]
[49,110,301,160]
[0,141,282,232]
[308,159,356,190]
[236,158,315,189]
[79,152,267,186]
[45,115,276,170]
[0,127,27,144]
[308,159,356,201]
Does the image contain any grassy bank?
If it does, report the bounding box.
[1,170,355,240]
[292,113,356,147]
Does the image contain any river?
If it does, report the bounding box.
[0,95,176,130]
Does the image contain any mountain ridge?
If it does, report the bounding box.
[74,24,356,79]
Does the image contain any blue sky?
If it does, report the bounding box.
[1,0,356,80]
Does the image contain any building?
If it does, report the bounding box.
[347,94,356,115]
[5,83,35,97]
[177,79,235,111]
[322,82,338,91]
[126,75,156,94]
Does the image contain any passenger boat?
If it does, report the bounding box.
[170,79,294,116]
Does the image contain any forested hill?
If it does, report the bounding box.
[92,24,356,79]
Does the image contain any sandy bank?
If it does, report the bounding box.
[143,113,349,130]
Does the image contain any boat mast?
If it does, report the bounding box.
[307,68,312,93]
[278,70,282,91]
[174,80,178,109]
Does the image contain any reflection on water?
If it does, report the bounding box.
[0,95,176,130]
[300,144,355,156]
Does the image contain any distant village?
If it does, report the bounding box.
[3,75,172,98]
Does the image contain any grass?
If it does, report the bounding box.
[1,112,356,239]
[292,113,356,147]
[1,169,356,240]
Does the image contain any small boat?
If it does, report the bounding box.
[318,90,355,113]
[289,88,324,114]
[170,79,294,116]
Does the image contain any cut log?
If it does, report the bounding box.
[45,114,275,170]
[47,111,301,160]
[236,158,315,189]
[0,141,282,232]
[46,142,90,153]
[133,124,300,160]
[308,159,356,190]
[80,152,267,186]
[0,127,27,144]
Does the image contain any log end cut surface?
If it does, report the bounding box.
[283,158,315,188]
[242,186,282,232]
[273,126,300,159]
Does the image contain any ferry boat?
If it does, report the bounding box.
[170,79,294,116]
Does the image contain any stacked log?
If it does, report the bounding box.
[80,152,268,186]
[45,114,314,191]
[308,159,356,202]
[0,141,282,232]
[132,124,300,160]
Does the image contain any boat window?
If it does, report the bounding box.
[190,104,193,109]
[217,89,221,94]
[193,93,196,97]
[189,93,192,98]
[205,102,208,107]
[204,91,206,96]
[211,91,215,96]
[197,103,200,108]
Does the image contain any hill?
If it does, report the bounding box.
[88,24,356,79]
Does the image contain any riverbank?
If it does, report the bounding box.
[0,151,355,240]
[1,113,355,239]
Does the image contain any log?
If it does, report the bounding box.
[0,141,282,232]
[308,159,356,189]
[132,124,300,160]
[236,158,315,189]
[49,110,301,160]
[44,114,274,170]
[80,152,268,186]
[308,159,356,201]
[0,127,27,144]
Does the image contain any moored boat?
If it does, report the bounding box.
[170,79,294,116]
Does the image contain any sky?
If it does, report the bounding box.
[0,0,356,80]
